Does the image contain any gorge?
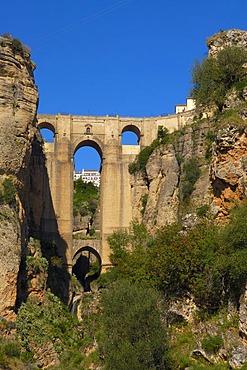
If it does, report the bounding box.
[0,29,247,369]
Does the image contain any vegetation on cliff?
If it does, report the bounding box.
[191,46,247,111]
[99,280,170,370]
[129,126,169,174]
[99,203,247,313]
[1,200,247,368]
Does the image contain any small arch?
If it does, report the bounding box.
[121,124,141,145]
[72,246,102,291]
[38,121,56,143]
[38,121,56,133]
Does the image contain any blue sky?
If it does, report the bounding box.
[1,0,247,170]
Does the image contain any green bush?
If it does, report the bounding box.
[11,38,24,54]
[26,256,49,274]
[16,292,83,355]
[219,108,246,127]
[0,178,16,205]
[3,341,21,358]
[181,157,200,201]
[191,46,247,111]
[141,194,148,215]
[99,280,171,370]
[73,178,99,217]
[129,127,170,174]
[205,130,216,159]
[202,335,223,354]
[197,204,210,218]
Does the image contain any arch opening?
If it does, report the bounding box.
[121,124,140,145]
[73,140,101,242]
[38,122,55,143]
[72,247,101,291]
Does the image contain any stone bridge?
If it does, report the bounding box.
[37,111,192,268]
[72,239,101,261]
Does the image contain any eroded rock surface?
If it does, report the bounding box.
[211,126,247,219]
[0,36,38,318]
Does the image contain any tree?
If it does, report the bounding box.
[99,280,171,370]
[191,46,247,111]
[73,178,99,217]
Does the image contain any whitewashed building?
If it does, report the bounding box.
[74,169,100,187]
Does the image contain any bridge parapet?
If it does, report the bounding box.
[72,239,102,259]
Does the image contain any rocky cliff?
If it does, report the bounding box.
[130,118,247,231]
[130,29,247,232]
[0,35,39,319]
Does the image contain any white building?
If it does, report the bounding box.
[175,98,195,114]
[74,169,100,187]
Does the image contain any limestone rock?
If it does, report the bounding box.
[210,125,247,219]
[143,144,180,231]
[0,36,38,175]
[229,345,247,369]
[168,295,198,324]
[0,205,20,320]
[239,282,247,340]
[207,29,247,57]
[0,36,39,318]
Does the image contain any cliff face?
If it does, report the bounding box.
[0,37,38,174]
[130,120,247,231]
[130,29,247,231]
[211,125,247,219]
[0,36,39,319]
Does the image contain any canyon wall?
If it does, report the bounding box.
[130,29,247,231]
[0,35,39,319]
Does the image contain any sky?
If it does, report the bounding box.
[1,0,247,170]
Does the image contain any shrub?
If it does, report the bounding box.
[205,130,216,159]
[141,193,148,215]
[50,256,63,268]
[16,292,83,354]
[11,38,24,54]
[99,280,171,370]
[0,178,16,205]
[219,108,246,127]
[102,203,247,313]
[26,256,49,274]
[73,179,99,217]
[129,127,170,174]
[197,204,210,218]
[181,157,200,201]
[202,335,223,354]
[3,341,21,358]
[191,46,247,111]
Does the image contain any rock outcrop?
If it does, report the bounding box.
[130,30,247,232]
[207,29,247,57]
[0,35,38,319]
[211,125,247,219]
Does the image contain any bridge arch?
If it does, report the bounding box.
[121,124,141,145]
[73,138,104,161]
[72,246,102,291]
[38,121,56,133]
[38,121,56,143]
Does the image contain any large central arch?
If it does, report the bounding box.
[73,138,104,161]
[72,138,102,242]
